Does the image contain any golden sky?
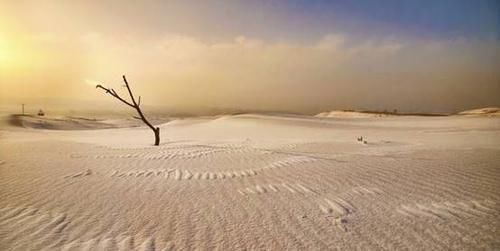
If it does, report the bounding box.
[0,1,499,114]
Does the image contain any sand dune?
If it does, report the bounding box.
[316,110,390,118]
[0,112,499,250]
[458,107,500,117]
[3,114,170,130]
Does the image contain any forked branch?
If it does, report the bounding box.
[95,85,135,108]
[96,75,161,146]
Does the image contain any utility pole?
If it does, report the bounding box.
[22,104,25,115]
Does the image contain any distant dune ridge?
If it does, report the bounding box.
[1,107,498,131]
[458,107,500,116]
[5,107,495,131]
[315,110,391,118]
[317,107,500,118]
[3,114,170,130]
[0,108,499,250]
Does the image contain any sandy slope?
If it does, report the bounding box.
[316,110,391,118]
[2,114,170,130]
[458,107,500,117]
[0,113,499,250]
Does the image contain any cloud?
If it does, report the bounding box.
[84,79,101,87]
[94,33,499,112]
[1,30,499,113]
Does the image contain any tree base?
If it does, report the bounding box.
[154,127,160,146]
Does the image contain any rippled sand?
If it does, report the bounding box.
[1,114,499,250]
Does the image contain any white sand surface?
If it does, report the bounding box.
[1,113,499,250]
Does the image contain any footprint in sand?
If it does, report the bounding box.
[317,197,355,231]
[64,169,92,178]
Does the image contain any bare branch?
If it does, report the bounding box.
[95,84,135,108]
[121,75,157,132]
[95,76,161,145]
[122,75,138,106]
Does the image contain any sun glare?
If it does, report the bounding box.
[0,37,11,65]
[0,37,21,69]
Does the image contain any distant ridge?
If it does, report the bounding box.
[458,107,500,116]
[3,114,169,130]
[316,110,447,118]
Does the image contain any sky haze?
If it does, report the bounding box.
[0,0,499,114]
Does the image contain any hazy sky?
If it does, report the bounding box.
[0,0,499,114]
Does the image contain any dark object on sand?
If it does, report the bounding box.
[357,136,367,144]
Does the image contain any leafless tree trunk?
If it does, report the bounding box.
[96,75,160,146]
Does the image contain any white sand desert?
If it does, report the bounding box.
[2,1,499,249]
[1,111,499,250]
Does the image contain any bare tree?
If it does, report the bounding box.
[96,75,160,146]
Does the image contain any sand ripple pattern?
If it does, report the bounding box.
[71,144,262,161]
[60,236,175,251]
[260,156,317,170]
[238,182,317,195]
[397,200,497,220]
[110,168,258,180]
[0,205,175,251]
[2,136,500,250]
[64,155,318,180]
